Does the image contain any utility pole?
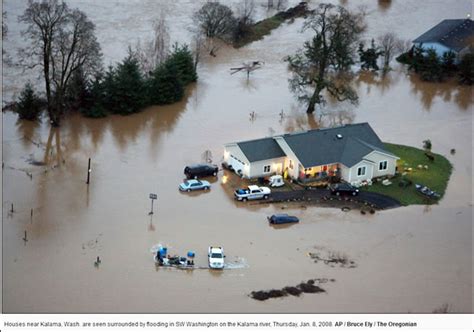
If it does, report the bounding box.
[86,158,91,184]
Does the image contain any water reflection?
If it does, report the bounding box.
[355,70,398,96]
[378,0,392,12]
[409,75,473,111]
[16,117,41,150]
[283,108,354,133]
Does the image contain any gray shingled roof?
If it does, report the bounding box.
[282,123,395,167]
[413,19,474,52]
[237,137,286,162]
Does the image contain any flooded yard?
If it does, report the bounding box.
[2,0,472,313]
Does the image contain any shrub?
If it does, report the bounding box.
[15,83,42,120]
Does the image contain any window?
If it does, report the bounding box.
[379,160,388,171]
[263,165,271,173]
[357,166,366,177]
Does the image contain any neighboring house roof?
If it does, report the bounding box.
[282,123,396,167]
[228,123,397,168]
[236,137,286,162]
[413,19,474,52]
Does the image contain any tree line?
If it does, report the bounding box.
[14,0,196,125]
[397,46,473,84]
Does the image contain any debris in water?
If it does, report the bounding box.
[308,250,357,268]
[297,282,325,294]
[250,278,328,301]
[283,286,302,296]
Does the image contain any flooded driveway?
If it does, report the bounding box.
[2,0,472,313]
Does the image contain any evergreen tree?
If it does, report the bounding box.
[409,45,425,72]
[359,39,382,71]
[441,51,457,73]
[420,49,443,82]
[458,53,474,85]
[169,43,197,84]
[111,51,145,115]
[81,75,107,118]
[147,60,184,105]
[66,68,90,112]
[16,83,42,120]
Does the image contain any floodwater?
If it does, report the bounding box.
[2,0,472,313]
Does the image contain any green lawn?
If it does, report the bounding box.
[363,143,453,205]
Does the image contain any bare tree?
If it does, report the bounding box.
[19,0,102,126]
[135,12,170,75]
[2,11,7,39]
[266,0,288,11]
[236,0,255,26]
[193,2,237,56]
[377,32,403,72]
[190,30,204,70]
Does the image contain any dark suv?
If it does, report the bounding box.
[184,164,219,179]
[329,183,359,196]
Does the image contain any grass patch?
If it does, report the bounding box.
[363,143,452,205]
[234,3,310,48]
[234,16,285,48]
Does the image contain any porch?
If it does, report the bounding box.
[297,163,341,184]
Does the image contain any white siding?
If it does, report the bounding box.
[223,144,250,177]
[363,151,398,178]
[340,164,351,182]
[248,157,286,178]
[274,137,301,180]
[347,160,374,183]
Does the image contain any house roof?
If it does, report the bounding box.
[282,123,395,167]
[236,137,286,162]
[413,19,474,52]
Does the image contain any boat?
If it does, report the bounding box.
[415,184,440,199]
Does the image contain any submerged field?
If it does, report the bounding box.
[2,0,472,313]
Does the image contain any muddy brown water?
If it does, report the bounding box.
[2,0,472,313]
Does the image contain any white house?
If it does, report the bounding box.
[223,123,399,184]
[413,19,473,62]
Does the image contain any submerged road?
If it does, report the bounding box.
[267,188,401,209]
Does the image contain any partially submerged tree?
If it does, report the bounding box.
[193,2,237,56]
[2,11,7,39]
[134,12,170,75]
[15,82,42,120]
[109,50,145,115]
[234,0,256,42]
[458,53,474,85]
[377,32,403,72]
[19,0,102,126]
[358,39,383,71]
[286,3,365,113]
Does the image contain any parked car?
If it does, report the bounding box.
[329,183,359,196]
[234,185,271,201]
[208,246,225,269]
[267,214,299,225]
[184,164,219,179]
[179,179,211,192]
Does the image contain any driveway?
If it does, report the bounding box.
[268,188,401,209]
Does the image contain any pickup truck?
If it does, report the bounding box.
[208,246,225,269]
[234,185,271,201]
